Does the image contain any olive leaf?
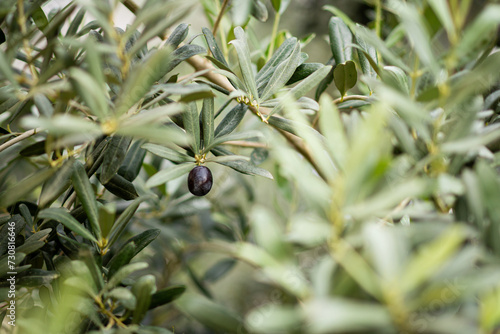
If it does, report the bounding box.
[229,27,259,102]
[38,208,98,243]
[328,16,353,65]
[71,161,101,241]
[334,60,357,98]
[146,163,194,188]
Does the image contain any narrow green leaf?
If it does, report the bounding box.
[107,196,152,248]
[19,140,46,157]
[99,135,132,185]
[202,27,230,68]
[125,229,161,257]
[71,161,101,240]
[315,59,335,100]
[402,226,466,293]
[382,66,410,95]
[66,7,86,36]
[108,287,137,310]
[462,169,484,223]
[17,270,59,287]
[117,139,147,182]
[207,155,250,163]
[456,5,500,62]
[175,293,243,333]
[142,143,195,163]
[33,94,54,117]
[211,147,273,179]
[354,26,411,73]
[427,0,455,41]
[98,203,115,239]
[286,63,323,86]
[205,130,263,152]
[125,1,194,56]
[132,275,156,324]
[116,124,188,146]
[270,0,290,14]
[251,0,268,22]
[268,65,332,118]
[38,208,97,243]
[0,168,55,208]
[229,27,259,101]
[166,23,190,48]
[214,104,248,138]
[354,25,378,80]
[120,104,184,127]
[166,44,206,74]
[213,69,247,92]
[114,48,172,116]
[107,242,136,279]
[146,163,194,188]
[257,37,297,85]
[69,68,109,120]
[106,262,149,290]
[205,55,234,73]
[328,17,353,65]
[304,299,392,333]
[183,102,200,154]
[390,1,438,76]
[85,39,106,91]
[334,61,358,97]
[203,259,236,282]
[32,6,49,31]
[260,43,301,101]
[100,173,139,201]
[15,229,51,255]
[202,97,215,149]
[21,115,102,137]
[267,115,299,136]
[289,65,332,100]
[19,203,32,227]
[0,253,26,277]
[150,285,186,309]
[262,96,319,112]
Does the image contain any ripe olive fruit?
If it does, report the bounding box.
[0,29,5,45]
[188,166,213,196]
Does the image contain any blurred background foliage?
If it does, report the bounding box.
[1,0,500,333]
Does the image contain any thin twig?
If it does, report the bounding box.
[63,192,77,210]
[212,0,230,35]
[380,197,411,224]
[0,128,41,153]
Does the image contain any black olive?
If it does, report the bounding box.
[188,166,213,196]
[0,29,5,45]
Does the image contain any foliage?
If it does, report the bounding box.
[1,0,500,333]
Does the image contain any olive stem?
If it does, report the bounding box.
[0,128,41,153]
[212,0,230,35]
